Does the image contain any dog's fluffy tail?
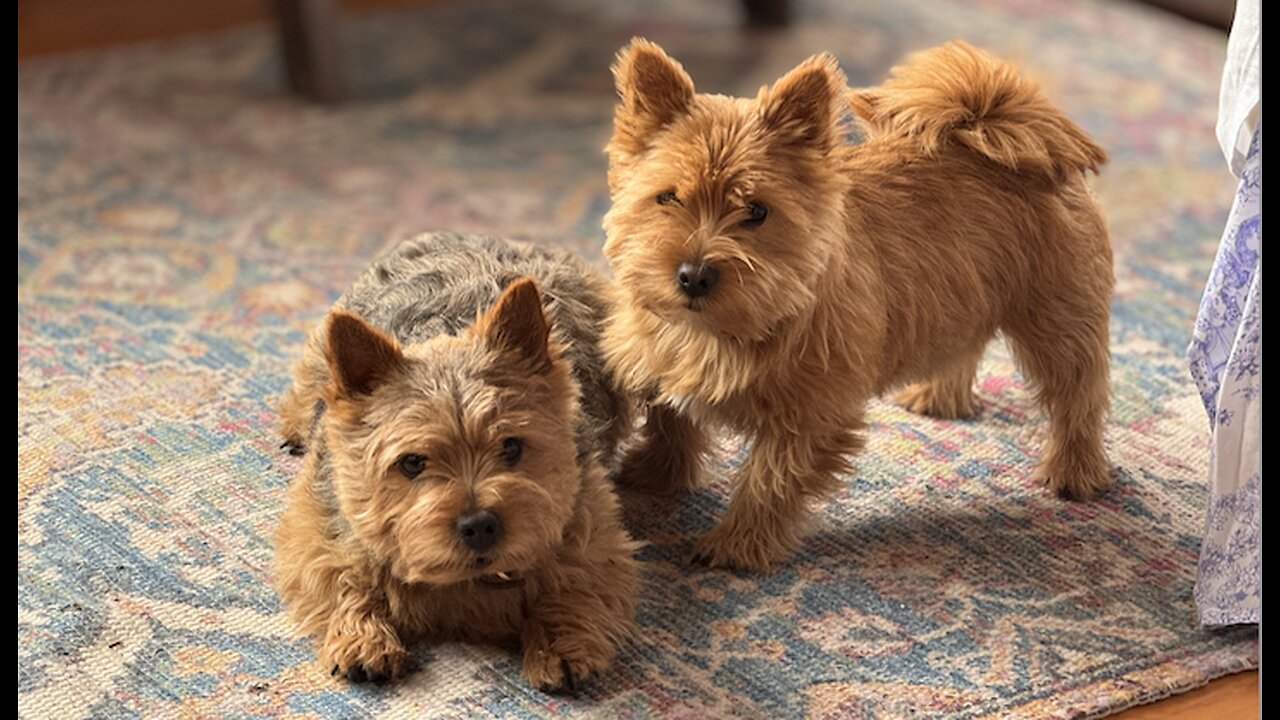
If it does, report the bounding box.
[849,40,1106,180]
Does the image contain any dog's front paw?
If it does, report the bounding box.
[320,619,414,684]
[691,521,788,573]
[522,646,597,694]
[521,625,612,694]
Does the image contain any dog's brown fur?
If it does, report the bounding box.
[601,39,1113,571]
[274,277,639,689]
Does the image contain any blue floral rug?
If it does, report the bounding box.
[17,0,1257,717]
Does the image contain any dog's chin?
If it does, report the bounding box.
[643,296,783,345]
[657,300,714,327]
[398,541,556,587]
[400,566,506,588]
[396,556,515,587]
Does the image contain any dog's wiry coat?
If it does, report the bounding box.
[602,40,1114,571]
[274,232,639,689]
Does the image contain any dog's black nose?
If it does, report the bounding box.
[677,261,719,299]
[456,510,503,552]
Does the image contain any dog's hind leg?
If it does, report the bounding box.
[614,403,707,496]
[894,348,985,420]
[1004,280,1112,501]
[277,329,330,456]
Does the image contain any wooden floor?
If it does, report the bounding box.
[16,2,1258,717]
[1113,670,1256,719]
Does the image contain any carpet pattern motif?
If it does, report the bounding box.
[17,0,1257,717]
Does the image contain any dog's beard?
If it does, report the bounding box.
[621,269,797,346]
[392,531,560,587]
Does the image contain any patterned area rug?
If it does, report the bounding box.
[17,0,1258,717]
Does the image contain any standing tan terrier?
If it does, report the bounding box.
[274,233,639,690]
[601,39,1114,572]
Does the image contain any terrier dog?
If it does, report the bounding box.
[601,39,1113,572]
[274,232,639,690]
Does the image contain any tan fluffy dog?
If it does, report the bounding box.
[275,234,639,690]
[601,39,1113,571]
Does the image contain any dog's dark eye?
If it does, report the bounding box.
[656,190,680,206]
[743,202,768,227]
[500,437,524,466]
[397,454,427,479]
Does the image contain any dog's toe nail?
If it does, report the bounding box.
[347,665,368,683]
[561,659,579,694]
[330,665,339,677]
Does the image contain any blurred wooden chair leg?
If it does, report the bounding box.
[272,0,346,103]
[742,0,791,26]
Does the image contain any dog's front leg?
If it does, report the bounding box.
[693,418,865,572]
[521,589,631,693]
[316,568,414,684]
[520,541,638,693]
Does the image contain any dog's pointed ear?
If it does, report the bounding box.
[479,277,552,371]
[325,311,405,397]
[760,53,846,149]
[609,38,696,160]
